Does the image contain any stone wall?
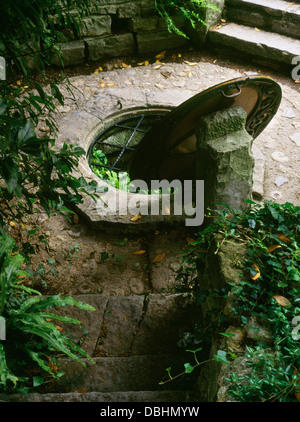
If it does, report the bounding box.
[55,0,224,66]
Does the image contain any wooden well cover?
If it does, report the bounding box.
[129,76,282,183]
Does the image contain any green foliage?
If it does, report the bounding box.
[91,149,125,189]
[0,99,99,225]
[0,0,100,225]
[155,0,219,39]
[0,0,92,78]
[176,200,300,401]
[0,229,95,393]
[0,0,100,394]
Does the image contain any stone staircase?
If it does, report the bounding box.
[2,292,202,402]
[207,0,300,71]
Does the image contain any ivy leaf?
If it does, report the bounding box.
[184,363,194,373]
[214,350,229,365]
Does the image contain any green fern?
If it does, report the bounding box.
[0,229,95,392]
[155,0,218,39]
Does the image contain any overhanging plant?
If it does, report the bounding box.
[0,229,95,393]
[155,0,220,39]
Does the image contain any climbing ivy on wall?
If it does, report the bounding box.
[155,0,219,38]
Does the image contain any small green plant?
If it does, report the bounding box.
[0,229,95,393]
[91,149,119,186]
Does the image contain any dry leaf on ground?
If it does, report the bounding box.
[130,213,142,222]
[250,263,261,281]
[267,245,282,253]
[153,252,166,263]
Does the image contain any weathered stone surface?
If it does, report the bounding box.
[80,15,111,37]
[0,390,190,402]
[226,0,300,39]
[129,15,186,33]
[95,295,145,356]
[117,2,142,18]
[86,34,135,61]
[137,31,188,55]
[196,106,254,213]
[50,354,185,392]
[54,40,85,66]
[131,294,200,355]
[208,23,300,65]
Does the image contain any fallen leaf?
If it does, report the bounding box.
[295,79,300,84]
[133,250,146,255]
[156,50,166,59]
[267,245,282,253]
[178,53,182,58]
[100,80,105,88]
[122,62,131,68]
[130,213,142,222]
[98,67,103,71]
[188,71,192,77]
[277,234,291,243]
[56,325,63,332]
[255,27,260,31]
[106,83,115,87]
[183,60,197,66]
[153,252,166,263]
[46,318,52,322]
[94,69,99,74]
[186,237,196,244]
[164,205,171,215]
[220,18,227,23]
[9,221,16,227]
[273,295,291,307]
[73,214,79,224]
[250,264,261,281]
[74,387,87,394]
[138,60,149,66]
[153,65,162,69]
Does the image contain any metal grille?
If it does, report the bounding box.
[88,113,165,180]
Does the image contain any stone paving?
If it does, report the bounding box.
[47,55,300,208]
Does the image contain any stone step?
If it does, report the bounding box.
[208,22,300,67]
[49,293,200,358]
[225,0,300,39]
[40,354,198,394]
[0,390,191,403]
